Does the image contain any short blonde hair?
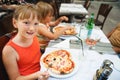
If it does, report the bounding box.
[36,1,54,21]
[13,4,41,21]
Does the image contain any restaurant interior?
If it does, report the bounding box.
[0,0,120,80]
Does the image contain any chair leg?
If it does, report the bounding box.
[100,24,104,30]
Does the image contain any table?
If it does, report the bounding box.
[59,3,88,15]
[59,3,88,22]
[41,23,120,80]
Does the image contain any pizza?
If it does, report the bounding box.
[85,38,97,45]
[42,50,75,74]
[53,26,76,35]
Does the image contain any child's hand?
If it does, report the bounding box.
[37,71,49,80]
[59,16,68,22]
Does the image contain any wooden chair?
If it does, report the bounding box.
[0,31,17,80]
[0,12,16,37]
[83,0,91,10]
[94,3,113,30]
[74,0,91,22]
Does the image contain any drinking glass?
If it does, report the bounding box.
[85,37,100,50]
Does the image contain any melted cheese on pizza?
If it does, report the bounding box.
[53,26,76,35]
[43,50,74,74]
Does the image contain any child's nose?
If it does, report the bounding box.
[29,25,34,30]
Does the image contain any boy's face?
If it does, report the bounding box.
[13,14,39,39]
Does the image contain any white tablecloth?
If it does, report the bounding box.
[41,47,120,80]
[59,3,88,15]
[41,23,120,80]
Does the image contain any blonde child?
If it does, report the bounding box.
[2,4,49,80]
[36,1,73,53]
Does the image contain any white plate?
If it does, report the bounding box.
[40,49,79,78]
[53,26,64,32]
[61,34,77,37]
[53,26,77,37]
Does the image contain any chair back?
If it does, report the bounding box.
[84,0,91,10]
[0,13,15,36]
[0,31,17,80]
[95,3,113,30]
[97,4,112,18]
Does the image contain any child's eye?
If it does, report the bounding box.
[23,22,29,24]
[34,23,39,25]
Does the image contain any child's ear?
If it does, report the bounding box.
[12,18,18,28]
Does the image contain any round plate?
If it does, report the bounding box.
[52,26,64,33]
[53,26,77,37]
[40,50,79,78]
[61,33,77,37]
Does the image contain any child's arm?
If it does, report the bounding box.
[49,16,68,27]
[2,46,49,80]
[38,24,73,40]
